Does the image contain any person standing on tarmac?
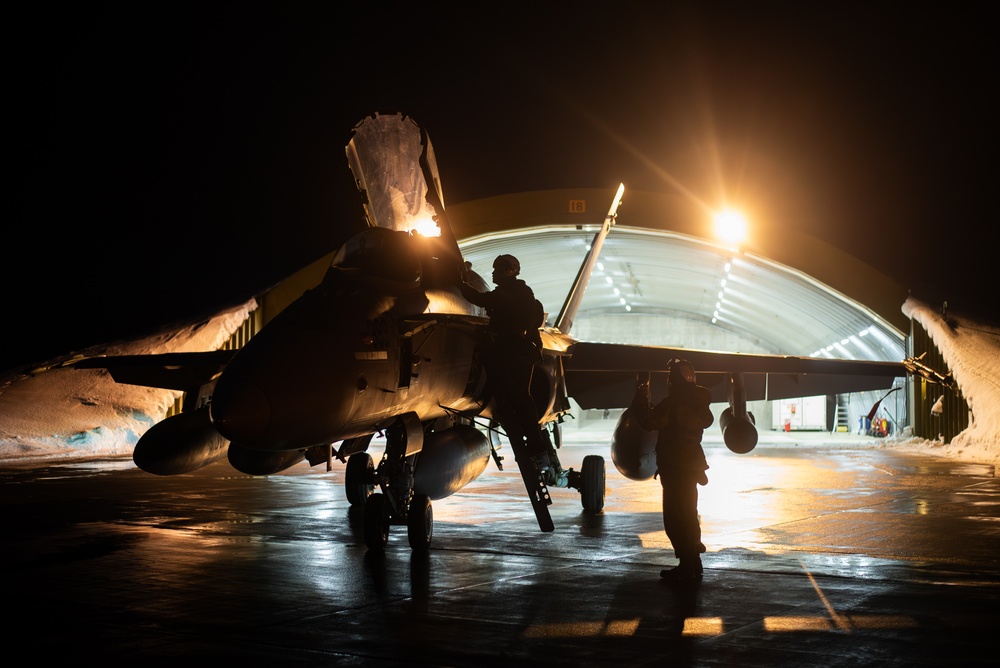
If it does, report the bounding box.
[459,254,546,459]
[631,359,714,583]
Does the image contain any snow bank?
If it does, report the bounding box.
[0,299,256,465]
[901,296,1000,468]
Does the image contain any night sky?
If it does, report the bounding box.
[8,3,996,372]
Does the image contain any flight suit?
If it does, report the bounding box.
[632,374,714,580]
[459,277,545,457]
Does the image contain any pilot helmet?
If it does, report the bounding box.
[493,254,521,276]
[669,359,696,384]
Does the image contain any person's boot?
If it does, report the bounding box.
[660,556,703,583]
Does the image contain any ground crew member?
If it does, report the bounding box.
[632,359,714,583]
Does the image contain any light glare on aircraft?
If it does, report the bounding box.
[410,218,441,237]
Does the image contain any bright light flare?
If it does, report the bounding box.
[409,217,441,237]
[713,209,748,245]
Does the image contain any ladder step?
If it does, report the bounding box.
[512,440,555,532]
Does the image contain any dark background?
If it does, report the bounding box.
[8,3,996,371]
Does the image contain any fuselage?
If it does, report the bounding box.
[210,227,493,451]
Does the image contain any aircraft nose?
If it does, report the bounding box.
[210,378,271,444]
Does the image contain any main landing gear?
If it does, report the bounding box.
[343,413,433,552]
[490,420,606,533]
[570,453,607,514]
[537,422,606,513]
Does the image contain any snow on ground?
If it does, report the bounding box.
[900,296,1000,467]
[0,295,995,470]
[0,299,255,465]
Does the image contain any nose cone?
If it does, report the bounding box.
[210,377,271,444]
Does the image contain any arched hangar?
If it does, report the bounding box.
[446,187,914,436]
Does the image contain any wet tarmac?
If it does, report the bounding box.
[3,425,998,666]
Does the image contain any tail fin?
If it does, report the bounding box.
[554,183,625,335]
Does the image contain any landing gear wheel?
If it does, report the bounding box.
[345,452,374,506]
[407,494,433,550]
[580,454,606,513]
[364,492,390,550]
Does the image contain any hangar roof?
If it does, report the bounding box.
[447,189,908,364]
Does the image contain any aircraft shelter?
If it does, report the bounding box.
[251,187,960,442]
[446,188,929,439]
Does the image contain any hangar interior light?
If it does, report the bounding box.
[713,209,748,245]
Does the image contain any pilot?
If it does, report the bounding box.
[631,359,714,584]
[459,254,546,458]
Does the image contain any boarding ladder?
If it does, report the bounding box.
[833,395,851,433]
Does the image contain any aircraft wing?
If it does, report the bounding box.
[555,183,624,335]
[69,350,237,393]
[562,341,905,407]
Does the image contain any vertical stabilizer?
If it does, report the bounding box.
[554,183,625,335]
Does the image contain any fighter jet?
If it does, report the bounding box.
[69,112,948,550]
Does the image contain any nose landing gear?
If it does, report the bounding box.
[363,490,433,551]
[359,412,434,552]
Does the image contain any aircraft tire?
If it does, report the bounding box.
[364,493,390,550]
[345,452,375,506]
[407,494,433,550]
[580,455,606,513]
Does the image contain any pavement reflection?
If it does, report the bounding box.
[2,425,997,666]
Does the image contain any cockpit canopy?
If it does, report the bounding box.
[330,113,466,290]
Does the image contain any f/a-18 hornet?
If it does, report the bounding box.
[70,112,951,551]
